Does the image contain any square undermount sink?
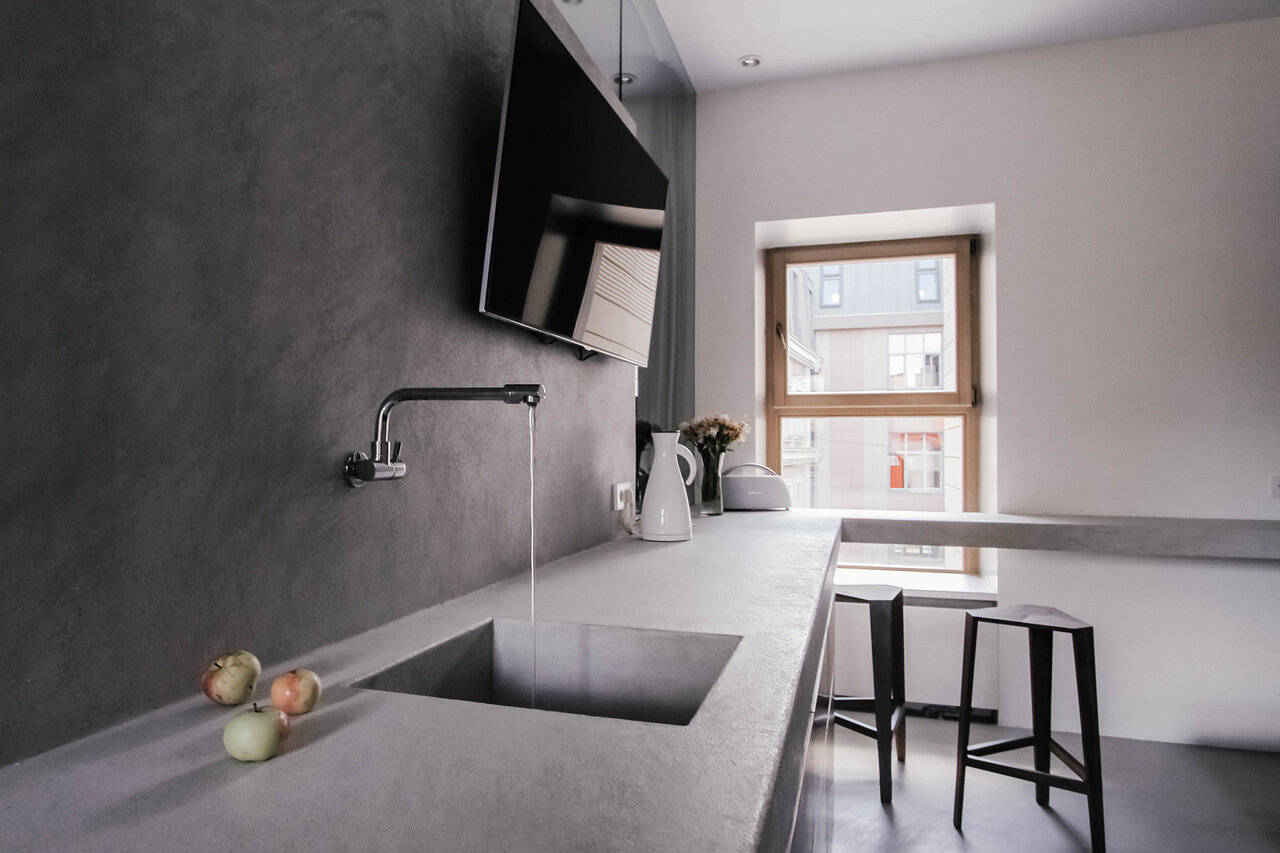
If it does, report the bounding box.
[352,618,741,726]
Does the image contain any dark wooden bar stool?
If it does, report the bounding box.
[953,604,1105,852]
[831,584,906,805]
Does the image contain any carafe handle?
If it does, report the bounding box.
[676,444,697,485]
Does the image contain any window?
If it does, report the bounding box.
[888,332,942,389]
[915,258,940,302]
[781,415,960,508]
[889,431,942,491]
[765,235,978,573]
[891,544,942,559]
[782,251,954,395]
[819,265,842,307]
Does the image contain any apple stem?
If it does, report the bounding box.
[213,662,222,669]
[253,702,259,712]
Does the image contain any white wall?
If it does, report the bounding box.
[834,603,999,711]
[695,19,1280,747]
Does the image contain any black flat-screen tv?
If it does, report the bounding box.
[479,0,669,367]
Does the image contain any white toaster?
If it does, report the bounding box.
[722,464,792,511]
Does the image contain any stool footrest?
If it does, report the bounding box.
[966,734,1036,757]
[1049,738,1087,780]
[833,705,906,740]
[831,695,875,712]
[965,735,1090,782]
[964,756,1089,794]
[833,713,876,738]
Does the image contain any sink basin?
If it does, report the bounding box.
[352,618,741,726]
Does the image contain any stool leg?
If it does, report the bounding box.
[1073,628,1105,853]
[869,600,895,804]
[1029,627,1053,807]
[891,591,906,762]
[953,613,978,831]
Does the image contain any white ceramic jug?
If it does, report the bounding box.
[639,432,697,542]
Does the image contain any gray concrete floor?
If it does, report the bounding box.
[831,716,1280,852]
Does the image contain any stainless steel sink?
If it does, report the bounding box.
[352,618,741,726]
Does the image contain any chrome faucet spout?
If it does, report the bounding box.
[345,384,546,487]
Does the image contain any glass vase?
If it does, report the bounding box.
[698,448,724,516]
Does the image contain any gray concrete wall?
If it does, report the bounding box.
[0,0,633,766]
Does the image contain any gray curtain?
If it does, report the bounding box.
[632,91,695,430]
[559,0,696,431]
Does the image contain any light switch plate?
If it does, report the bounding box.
[612,482,634,511]
[1271,475,1280,498]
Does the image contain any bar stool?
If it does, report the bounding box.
[953,604,1105,852]
[831,584,906,804]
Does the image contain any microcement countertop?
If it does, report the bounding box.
[4,507,1274,852]
[0,512,840,852]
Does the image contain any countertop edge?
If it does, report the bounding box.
[834,511,1280,561]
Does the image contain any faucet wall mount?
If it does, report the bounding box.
[344,384,545,487]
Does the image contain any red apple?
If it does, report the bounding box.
[201,650,261,705]
[271,668,322,715]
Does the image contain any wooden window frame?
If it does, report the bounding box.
[765,234,980,574]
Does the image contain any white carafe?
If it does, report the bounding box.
[639,432,697,542]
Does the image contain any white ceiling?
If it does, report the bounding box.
[651,0,1280,91]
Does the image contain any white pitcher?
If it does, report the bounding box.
[639,432,697,542]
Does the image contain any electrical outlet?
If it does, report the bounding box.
[611,482,633,511]
[1271,475,1280,499]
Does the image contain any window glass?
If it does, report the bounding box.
[786,256,954,393]
[780,416,961,507]
[782,415,966,572]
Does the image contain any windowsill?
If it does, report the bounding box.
[834,565,997,603]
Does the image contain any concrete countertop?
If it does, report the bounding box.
[4,507,1273,852]
[835,509,1280,561]
[0,512,840,853]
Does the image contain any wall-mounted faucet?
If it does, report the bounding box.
[344,384,546,487]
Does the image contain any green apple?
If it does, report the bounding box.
[201,650,261,705]
[223,703,287,762]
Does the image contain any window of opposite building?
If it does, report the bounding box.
[889,431,943,491]
[915,258,941,303]
[888,332,942,389]
[819,265,842,307]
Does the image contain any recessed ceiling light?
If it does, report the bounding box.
[559,0,584,5]
[739,55,762,68]
[613,72,636,85]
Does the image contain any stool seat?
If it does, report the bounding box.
[970,604,1090,632]
[835,584,903,604]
